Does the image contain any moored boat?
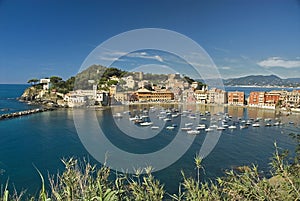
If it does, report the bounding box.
[166,126,175,130]
[181,127,192,131]
[252,123,260,127]
[205,128,214,132]
[217,127,226,130]
[228,125,237,129]
[151,126,159,129]
[140,122,153,126]
[240,125,248,129]
[187,130,200,135]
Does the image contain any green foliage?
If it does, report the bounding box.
[107,80,118,86]
[183,76,195,84]
[183,76,206,89]
[27,78,39,85]
[102,68,125,79]
[50,76,63,86]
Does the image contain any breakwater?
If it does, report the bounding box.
[0,107,56,120]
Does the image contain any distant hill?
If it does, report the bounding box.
[223,75,300,87]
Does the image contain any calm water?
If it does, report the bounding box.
[0,84,299,196]
[0,84,38,115]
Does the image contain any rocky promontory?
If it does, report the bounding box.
[19,86,65,108]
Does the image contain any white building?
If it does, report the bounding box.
[122,76,135,89]
[40,78,50,90]
[138,80,150,89]
[96,91,110,106]
[208,88,228,104]
[285,90,300,108]
[194,90,208,104]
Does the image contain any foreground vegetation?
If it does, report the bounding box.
[1,136,300,200]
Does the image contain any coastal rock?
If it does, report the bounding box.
[19,86,65,108]
[20,86,39,101]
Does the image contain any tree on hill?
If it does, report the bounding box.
[102,67,126,79]
[27,78,39,85]
[65,76,75,91]
[183,76,195,84]
[183,76,206,89]
[50,76,63,85]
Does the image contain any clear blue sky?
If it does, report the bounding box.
[0,0,300,83]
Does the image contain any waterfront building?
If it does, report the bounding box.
[208,88,228,104]
[249,90,283,109]
[248,92,266,106]
[171,86,182,101]
[135,88,174,102]
[194,90,208,104]
[96,91,109,106]
[264,91,281,108]
[111,91,134,104]
[228,91,245,106]
[285,90,300,108]
[69,95,87,104]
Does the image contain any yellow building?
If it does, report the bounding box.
[135,88,174,102]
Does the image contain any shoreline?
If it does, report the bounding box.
[2,99,298,121]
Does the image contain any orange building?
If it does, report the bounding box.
[265,91,280,105]
[248,91,281,108]
[248,92,265,106]
[228,91,245,106]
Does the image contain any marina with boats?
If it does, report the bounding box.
[112,104,298,136]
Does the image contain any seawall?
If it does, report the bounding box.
[0,108,57,121]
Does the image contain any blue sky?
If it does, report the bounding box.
[0,0,300,83]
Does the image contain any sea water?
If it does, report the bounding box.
[0,84,298,196]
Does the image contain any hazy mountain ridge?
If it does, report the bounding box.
[223,75,300,87]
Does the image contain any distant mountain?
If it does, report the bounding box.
[223,75,300,87]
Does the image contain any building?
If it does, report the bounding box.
[64,93,87,105]
[194,90,208,104]
[248,91,282,109]
[96,91,109,106]
[264,91,281,107]
[285,90,300,108]
[138,80,150,89]
[191,82,199,90]
[228,91,245,106]
[208,88,227,104]
[248,92,265,106]
[168,73,181,80]
[39,78,50,90]
[111,91,134,104]
[122,76,135,89]
[135,88,174,102]
[109,85,117,96]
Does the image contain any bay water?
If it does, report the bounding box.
[0,84,298,196]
